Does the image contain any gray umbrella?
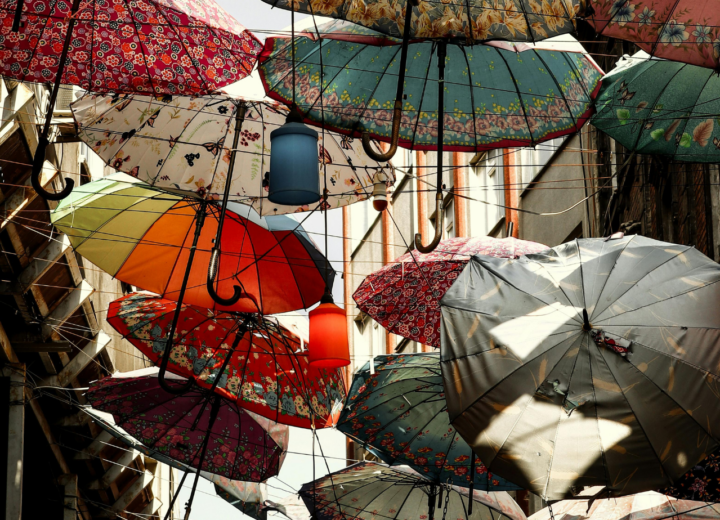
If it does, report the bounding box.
[439,235,720,501]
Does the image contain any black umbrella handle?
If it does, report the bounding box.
[206,248,245,306]
[11,0,24,31]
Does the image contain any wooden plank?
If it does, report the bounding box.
[3,364,25,520]
[41,279,94,339]
[40,331,110,388]
[74,430,114,460]
[88,449,139,490]
[0,234,71,294]
[13,342,71,353]
[112,471,154,513]
[57,474,78,520]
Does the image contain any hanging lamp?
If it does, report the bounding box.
[372,170,388,211]
[309,288,350,368]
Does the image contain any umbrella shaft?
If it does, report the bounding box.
[435,42,446,195]
[163,469,190,520]
[184,396,222,520]
[394,2,416,103]
[215,104,247,236]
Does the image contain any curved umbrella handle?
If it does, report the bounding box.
[206,247,244,306]
[361,101,401,162]
[414,192,443,253]
[31,137,74,201]
[157,345,194,394]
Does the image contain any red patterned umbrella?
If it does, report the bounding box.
[107,293,347,429]
[353,237,548,347]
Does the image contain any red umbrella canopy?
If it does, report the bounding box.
[0,0,262,95]
[88,368,288,480]
[107,293,347,429]
[353,237,548,347]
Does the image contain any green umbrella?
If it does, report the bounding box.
[591,52,720,163]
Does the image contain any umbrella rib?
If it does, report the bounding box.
[271,225,310,312]
[667,67,715,159]
[409,43,434,150]
[118,0,160,94]
[461,47,479,151]
[523,255,584,323]
[159,199,202,298]
[493,48,536,147]
[532,50,578,138]
[582,236,634,321]
[648,0,684,58]
[24,0,57,85]
[584,335,614,494]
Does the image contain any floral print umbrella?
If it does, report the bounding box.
[87,369,287,480]
[70,92,394,214]
[260,0,582,43]
[338,353,520,491]
[353,237,547,347]
[299,462,527,520]
[0,0,261,95]
[659,450,720,502]
[258,20,603,152]
[107,292,346,429]
[592,52,720,163]
[440,235,720,500]
[586,0,720,69]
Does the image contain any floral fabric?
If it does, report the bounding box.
[88,373,287,480]
[587,0,720,69]
[107,293,347,429]
[0,0,261,95]
[258,21,603,152]
[71,93,394,214]
[260,0,583,43]
[660,451,720,502]
[591,54,720,163]
[338,353,520,490]
[353,236,547,346]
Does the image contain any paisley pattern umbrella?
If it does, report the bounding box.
[87,369,287,480]
[338,353,520,491]
[299,462,527,520]
[260,0,582,43]
[353,237,547,347]
[107,292,346,429]
[258,21,603,152]
[586,0,720,69]
[592,53,720,163]
[50,173,332,315]
[71,92,394,214]
[440,235,720,500]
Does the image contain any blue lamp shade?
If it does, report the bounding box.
[268,122,321,205]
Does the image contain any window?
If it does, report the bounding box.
[520,138,565,189]
[471,149,500,178]
[467,150,505,237]
[444,199,455,239]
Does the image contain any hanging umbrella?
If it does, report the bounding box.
[299,461,527,520]
[106,292,347,429]
[338,353,520,492]
[659,449,720,502]
[260,21,602,251]
[585,0,720,70]
[353,237,547,347]
[439,235,720,501]
[70,92,395,215]
[0,0,261,201]
[217,483,310,520]
[591,52,720,163]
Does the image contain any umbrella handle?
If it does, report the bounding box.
[31,137,75,200]
[206,248,245,306]
[414,192,443,253]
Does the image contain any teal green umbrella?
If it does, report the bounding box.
[591,53,720,163]
[338,353,520,492]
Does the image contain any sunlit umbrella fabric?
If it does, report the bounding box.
[300,462,527,520]
[259,0,582,43]
[586,0,720,70]
[353,237,547,347]
[0,0,261,95]
[71,93,394,215]
[107,292,347,429]
[258,21,603,152]
[338,353,520,491]
[50,173,332,314]
[88,369,287,480]
[440,235,720,500]
[591,53,720,163]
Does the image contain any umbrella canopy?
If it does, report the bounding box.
[530,491,720,520]
[218,484,310,520]
[107,292,347,429]
[259,0,582,43]
[258,21,603,152]
[299,461,527,520]
[353,237,547,347]
[87,368,288,480]
[70,92,394,214]
[440,235,720,501]
[591,53,720,163]
[50,173,332,315]
[338,353,520,491]
[659,449,720,502]
[586,0,720,70]
[0,0,262,94]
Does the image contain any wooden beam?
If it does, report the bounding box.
[0,234,71,294]
[3,364,25,520]
[88,449,140,490]
[13,342,71,353]
[112,471,154,513]
[40,331,110,388]
[74,430,114,460]
[57,474,78,520]
[139,498,161,518]
[54,411,91,427]
[41,279,95,339]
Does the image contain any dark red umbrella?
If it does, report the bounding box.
[353,237,548,347]
[0,0,261,200]
[107,293,347,429]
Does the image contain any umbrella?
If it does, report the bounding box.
[591,52,720,163]
[299,461,527,520]
[337,353,520,492]
[530,490,720,520]
[659,450,720,502]
[439,235,720,500]
[259,21,602,251]
[70,92,395,215]
[0,0,261,201]
[586,0,720,70]
[106,292,347,429]
[217,484,310,520]
[353,237,547,347]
